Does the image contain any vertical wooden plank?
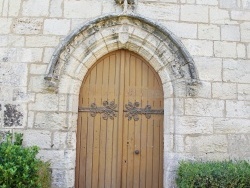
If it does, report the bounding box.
[133,57,142,188]
[146,66,154,188]
[121,50,129,188]
[116,51,124,188]
[139,62,149,188]
[85,66,97,188]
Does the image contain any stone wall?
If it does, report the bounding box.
[0,0,250,187]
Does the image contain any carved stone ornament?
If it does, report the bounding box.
[124,102,164,121]
[78,101,118,120]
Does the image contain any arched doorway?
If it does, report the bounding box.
[75,50,164,188]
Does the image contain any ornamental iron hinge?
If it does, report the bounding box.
[78,101,118,120]
[124,102,164,121]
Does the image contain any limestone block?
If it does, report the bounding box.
[185,98,224,117]
[231,11,250,21]
[196,0,218,5]
[162,21,197,39]
[221,25,240,41]
[0,35,24,47]
[242,0,250,9]
[223,59,250,83]
[49,0,63,17]
[248,44,250,58]
[181,5,208,23]
[29,94,58,111]
[137,3,179,21]
[241,22,250,42]
[13,87,35,103]
[198,24,220,40]
[0,18,12,34]
[26,36,60,47]
[21,130,51,149]
[174,98,185,115]
[38,150,65,168]
[226,100,250,118]
[0,87,13,101]
[17,48,43,63]
[212,82,237,99]
[182,39,213,56]
[238,84,250,100]
[237,43,246,58]
[194,57,222,81]
[3,104,26,127]
[28,75,47,93]
[22,0,50,17]
[13,18,43,35]
[228,134,250,158]
[0,62,27,87]
[214,41,237,58]
[44,19,70,35]
[175,116,213,134]
[185,135,228,153]
[9,1,21,16]
[64,0,102,18]
[210,7,234,24]
[194,81,212,98]
[219,0,238,8]
[66,169,75,188]
[214,118,250,134]
[43,48,55,63]
[30,64,47,75]
[27,111,34,128]
[51,169,67,188]
[53,131,76,149]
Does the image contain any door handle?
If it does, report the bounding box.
[134,150,140,155]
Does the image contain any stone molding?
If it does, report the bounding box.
[44,13,200,96]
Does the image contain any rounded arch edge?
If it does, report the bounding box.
[44,13,200,94]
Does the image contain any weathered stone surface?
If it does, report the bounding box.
[53,131,76,149]
[26,36,60,47]
[210,7,233,24]
[3,104,24,127]
[214,41,237,58]
[214,118,250,134]
[29,94,58,111]
[0,18,12,34]
[64,0,102,18]
[176,116,213,134]
[198,24,220,40]
[44,19,70,35]
[181,5,208,23]
[212,83,237,99]
[231,10,250,21]
[13,18,43,34]
[22,0,50,17]
[34,112,68,130]
[0,35,24,47]
[228,134,250,158]
[196,0,218,5]
[185,98,224,117]
[241,22,250,42]
[182,39,213,56]
[219,0,238,9]
[49,0,63,17]
[194,57,222,81]
[226,100,250,118]
[238,84,250,100]
[21,130,51,149]
[185,135,228,153]
[237,43,246,58]
[223,59,250,83]
[221,25,240,41]
[0,63,27,86]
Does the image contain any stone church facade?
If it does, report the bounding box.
[0,0,250,187]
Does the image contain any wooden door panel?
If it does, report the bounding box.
[76,50,163,188]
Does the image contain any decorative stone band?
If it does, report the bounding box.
[124,102,164,121]
[79,101,163,121]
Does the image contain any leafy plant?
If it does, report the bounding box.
[0,133,51,188]
[176,160,250,188]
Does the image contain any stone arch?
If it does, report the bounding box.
[44,13,200,187]
[44,13,199,95]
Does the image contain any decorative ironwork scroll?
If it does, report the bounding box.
[124,102,164,121]
[78,101,118,120]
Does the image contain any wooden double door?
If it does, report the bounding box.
[76,50,164,188]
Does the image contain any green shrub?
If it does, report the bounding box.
[176,160,250,188]
[0,133,51,188]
